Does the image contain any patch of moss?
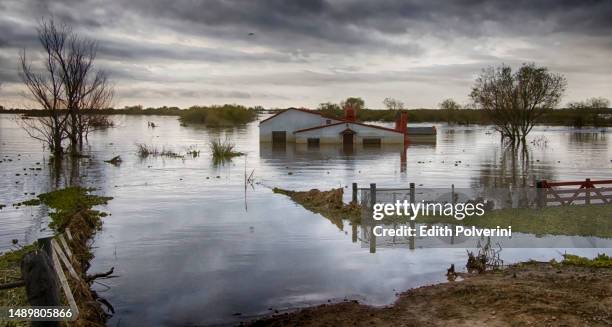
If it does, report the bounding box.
[21,198,41,206]
[562,253,612,268]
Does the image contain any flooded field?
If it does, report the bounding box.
[1,114,610,325]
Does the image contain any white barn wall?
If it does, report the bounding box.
[259,109,340,142]
[294,123,404,144]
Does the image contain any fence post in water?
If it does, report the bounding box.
[536,180,545,208]
[369,183,377,254]
[409,182,416,250]
[585,178,591,205]
[370,183,376,209]
[352,183,358,204]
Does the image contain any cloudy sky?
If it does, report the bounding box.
[1,0,611,109]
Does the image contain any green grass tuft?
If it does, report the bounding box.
[209,138,243,165]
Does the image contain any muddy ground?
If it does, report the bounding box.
[249,262,612,326]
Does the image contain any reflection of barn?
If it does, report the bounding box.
[259,107,436,146]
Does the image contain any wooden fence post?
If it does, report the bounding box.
[409,182,416,250]
[585,178,591,205]
[22,237,61,327]
[536,180,545,208]
[352,183,358,204]
[370,183,376,209]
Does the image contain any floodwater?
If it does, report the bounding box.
[0,114,610,326]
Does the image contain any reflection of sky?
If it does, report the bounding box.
[0,115,610,325]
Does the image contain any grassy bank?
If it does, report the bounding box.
[0,187,112,326]
[272,187,611,238]
[0,245,37,313]
[417,204,612,238]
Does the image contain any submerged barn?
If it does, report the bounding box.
[259,107,435,146]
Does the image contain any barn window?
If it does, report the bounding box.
[362,138,381,146]
[307,138,320,147]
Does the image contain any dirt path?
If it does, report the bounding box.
[249,262,612,326]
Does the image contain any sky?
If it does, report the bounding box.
[1,0,612,109]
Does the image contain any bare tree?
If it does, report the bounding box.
[470,63,566,144]
[19,18,113,155]
[77,71,114,140]
[19,22,70,156]
[383,97,404,110]
[47,20,113,152]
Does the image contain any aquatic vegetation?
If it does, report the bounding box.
[179,104,257,126]
[28,187,113,231]
[561,253,612,268]
[21,198,41,206]
[87,115,114,128]
[186,146,200,158]
[136,143,158,157]
[136,144,183,159]
[417,205,612,238]
[209,138,243,164]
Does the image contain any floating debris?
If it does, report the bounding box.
[104,155,123,166]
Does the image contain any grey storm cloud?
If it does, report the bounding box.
[1,0,611,108]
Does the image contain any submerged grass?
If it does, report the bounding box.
[136,144,183,159]
[210,138,243,164]
[179,104,257,126]
[35,187,112,231]
[417,204,612,238]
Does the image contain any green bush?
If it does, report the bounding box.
[179,104,257,126]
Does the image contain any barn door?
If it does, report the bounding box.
[343,133,353,146]
[272,131,286,144]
